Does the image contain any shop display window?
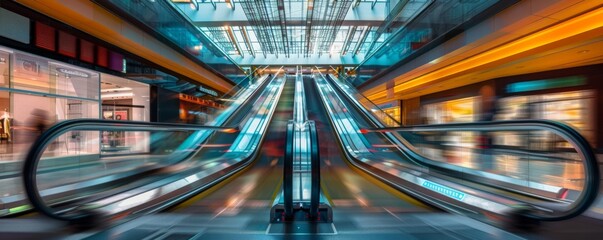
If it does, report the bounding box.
[0,50,8,87]
[11,52,51,93]
[100,74,150,154]
[0,91,11,149]
[50,63,100,100]
[422,97,476,124]
[381,106,400,127]
[420,97,477,167]
[496,90,595,149]
[11,93,100,155]
[0,47,108,159]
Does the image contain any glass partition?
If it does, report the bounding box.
[352,0,507,86]
[100,0,246,81]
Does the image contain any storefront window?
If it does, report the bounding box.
[496,90,595,148]
[51,63,100,100]
[100,74,150,154]
[381,107,400,127]
[11,93,99,155]
[420,97,477,168]
[0,48,102,162]
[11,52,51,93]
[0,50,9,88]
[423,97,476,124]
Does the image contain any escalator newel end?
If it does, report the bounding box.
[503,204,540,231]
[67,205,110,231]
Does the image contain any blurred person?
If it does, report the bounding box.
[26,108,52,137]
[15,108,53,154]
[477,85,497,172]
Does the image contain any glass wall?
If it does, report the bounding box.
[352,0,505,86]
[0,47,100,161]
[496,90,595,149]
[419,97,477,167]
[99,0,246,81]
[0,46,152,161]
[100,74,150,155]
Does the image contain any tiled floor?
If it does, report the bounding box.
[71,212,523,240]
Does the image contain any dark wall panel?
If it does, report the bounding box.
[150,86,180,123]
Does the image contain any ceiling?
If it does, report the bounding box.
[173,0,431,59]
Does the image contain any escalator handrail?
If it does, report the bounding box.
[309,121,320,218]
[183,71,281,161]
[213,71,280,127]
[22,119,237,222]
[317,70,599,221]
[368,120,599,221]
[284,121,294,217]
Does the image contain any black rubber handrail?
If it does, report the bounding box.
[283,120,321,219]
[319,71,599,221]
[22,119,237,222]
[284,120,294,218]
[308,121,320,218]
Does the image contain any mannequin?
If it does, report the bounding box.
[0,109,10,119]
[0,108,11,143]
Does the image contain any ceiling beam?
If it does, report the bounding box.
[304,0,315,57]
[224,25,243,57]
[353,26,371,56]
[240,26,255,58]
[277,0,289,57]
[176,1,390,27]
[341,26,357,55]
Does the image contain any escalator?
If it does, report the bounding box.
[0,67,273,218]
[314,69,600,235]
[168,72,295,215]
[77,73,296,239]
[10,67,600,239]
[16,71,285,229]
[12,69,521,239]
[303,75,443,233]
[67,71,521,239]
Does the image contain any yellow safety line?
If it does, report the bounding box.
[320,180,334,206]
